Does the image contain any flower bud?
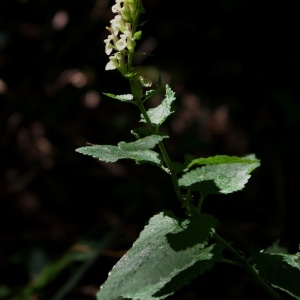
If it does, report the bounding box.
[138,76,152,88]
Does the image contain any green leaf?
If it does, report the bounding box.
[251,250,300,299]
[103,93,134,103]
[0,286,11,298]
[118,135,168,151]
[141,84,176,125]
[125,72,137,79]
[134,30,142,40]
[187,154,260,169]
[97,211,221,300]
[76,145,162,165]
[178,155,260,196]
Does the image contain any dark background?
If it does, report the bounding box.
[0,0,299,299]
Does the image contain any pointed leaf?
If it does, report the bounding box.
[103,93,134,103]
[76,145,162,165]
[97,211,221,300]
[187,154,260,169]
[251,250,300,299]
[118,135,168,151]
[178,155,260,196]
[134,30,142,40]
[141,84,176,125]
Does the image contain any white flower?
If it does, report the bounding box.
[105,60,117,70]
[110,15,126,35]
[104,35,115,55]
[114,31,129,50]
[105,53,119,70]
[104,42,114,55]
[104,33,121,55]
[104,0,141,71]
[112,0,124,13]
[115,36,127,51]
[105,52,125,71]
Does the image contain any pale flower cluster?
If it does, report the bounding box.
[104,0,137,71]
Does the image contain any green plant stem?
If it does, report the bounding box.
[127,9,185,205]
[197,194,206,213]
[217,258,243,267]
[157,140,185,203]
[131,84,185,204]
[213,232,284,300]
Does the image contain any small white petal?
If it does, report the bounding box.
[105,43,114,55]
[105,61,117,70]
[115,38,127,51]
[112,0,124,13]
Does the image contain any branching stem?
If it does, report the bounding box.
[213,232,284,300]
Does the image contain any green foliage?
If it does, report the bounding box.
[179,154,260,196]
[76,144,162,165]
[140,84,176,126]
[97,212,221,300]
[74,0,300,299]
[251,250,300,299]
[103,93,134,103]
[134,30,142,40]
[118,135,168,151]
[187,154,260,169]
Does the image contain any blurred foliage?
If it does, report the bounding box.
[0,0,299,299]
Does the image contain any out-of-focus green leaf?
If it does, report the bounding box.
[0,286,11,298]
